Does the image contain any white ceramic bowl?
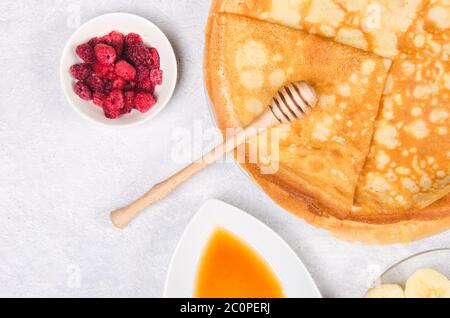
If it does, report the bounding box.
[164,199,322,298]
[60,13,177,127]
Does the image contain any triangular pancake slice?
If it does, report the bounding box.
[206,13,391,218]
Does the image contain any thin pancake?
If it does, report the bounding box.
[206,0,450,242]
[243,160,450,243]
[206,13,391,217]
[354,1,450,221]
[213,0,424,58]
[212,2,450,215]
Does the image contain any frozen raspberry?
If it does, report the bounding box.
[74,81,92,101]
[103,89,124,119]
[76,43,95,63]
[94,44,117,66]
[92,63,114,79]
[113,78,126,89]
[92,92,106,107]
[125,33,143,47]
[102,78,113,95]
[123,91,135,113]
[136,65,150,83]
[93,65,117,81]
[149,48,160,69]
[150,69,163,86]
[103,106,121,119]
[137,77,154,93]
[70,63,92,81]
[85,75,104,93]
[106,89,125,111]
[88,37,103,48]
[115,60,136,80]
[134,92,156,113]
[125,44,152,66]
[102,31,124,58]
[105,71,118,81]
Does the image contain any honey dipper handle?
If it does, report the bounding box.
[110,111,279,229]
[110,161,208,229]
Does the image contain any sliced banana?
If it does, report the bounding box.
[405,268,450,298]
[365,284,405,298]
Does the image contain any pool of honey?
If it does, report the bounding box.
[194,227,284,298]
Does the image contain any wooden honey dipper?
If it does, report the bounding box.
[111,81,318,229]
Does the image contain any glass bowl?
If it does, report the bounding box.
[375,248,450,288]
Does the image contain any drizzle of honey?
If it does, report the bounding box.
[195,227,284,298]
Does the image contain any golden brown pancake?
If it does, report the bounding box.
[206,12,391,218]
[205,0,450,243]
[243,161,450,243]
[354,1,450,221]
[212,0,425,58]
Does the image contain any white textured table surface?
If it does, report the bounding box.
[1,0,449,298]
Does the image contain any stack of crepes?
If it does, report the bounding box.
[205,0,450,243]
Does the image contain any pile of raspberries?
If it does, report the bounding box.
[70,31,163,119]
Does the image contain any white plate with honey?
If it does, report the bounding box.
[164,199,321,298]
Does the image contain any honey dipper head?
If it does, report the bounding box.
[295,81,318,110]
[269,81,318,124]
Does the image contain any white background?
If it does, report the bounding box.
[1,0,449,298]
